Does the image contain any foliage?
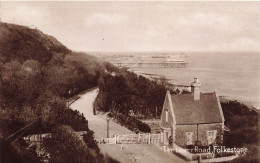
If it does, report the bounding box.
[221,101,259,162]
[83,130,100,153]
[94,63,167,133]
[0,22,114,162]
[43,125,119,163]
[43,125,97,163]
[0,22,103,130]
[112,112,151,133]
[95,69,167,117]
[0,139,40,163]
[0,23,70,63]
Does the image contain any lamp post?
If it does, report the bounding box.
[106,117,110,138]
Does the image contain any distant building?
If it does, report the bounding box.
[160,78,226,147]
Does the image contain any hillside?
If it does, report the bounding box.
[0,23,70,63]
[0,22,116,163]
[0,22,103,102]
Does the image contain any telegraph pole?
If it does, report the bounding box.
[106,117,110,138]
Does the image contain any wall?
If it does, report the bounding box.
[198,123,223,146]
[175,124,197,147]
[160,93,174,145]
[174,123,223,147]
[160,94,173,129]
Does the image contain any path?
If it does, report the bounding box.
[70,88,186,163]
[70,88,133,139]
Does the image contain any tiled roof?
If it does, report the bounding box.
[171,92,224,124]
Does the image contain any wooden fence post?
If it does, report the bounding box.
[148,133,151,144]
[138,133,140,143]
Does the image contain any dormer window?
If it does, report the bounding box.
[166,110,168,123]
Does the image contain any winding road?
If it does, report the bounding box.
[70,88,134,139]
[70,88,186,163]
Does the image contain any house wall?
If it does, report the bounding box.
[160,92,174,145]
[161,127,171,145]
[161,94,173,129]
[174,123,223,147]
[175,124,197,147]
[198,123,223,146]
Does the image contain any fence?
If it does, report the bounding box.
[150,134,160,144]
[96,133,160,145]
[23,131,87,142]
[23,133,52,142]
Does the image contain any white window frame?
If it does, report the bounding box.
[185,132,193,145]
[206,130,217,145]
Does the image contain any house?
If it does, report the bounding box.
[160,78,225,147]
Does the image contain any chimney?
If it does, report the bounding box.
[191,78,201,100]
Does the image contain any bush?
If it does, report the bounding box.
[43,125,97,163]
[95,70,167,118]
[112,112,151,133]
[43,125,119,163]
[221,101,259,162]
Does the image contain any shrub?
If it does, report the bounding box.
[221,101,259,162]
[43,125,97,163]
[111,112,151,133]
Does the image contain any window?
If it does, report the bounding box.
[166,132,168,139]
[185,132,193,145]
[165,110,168,123]
[206,130,217,145]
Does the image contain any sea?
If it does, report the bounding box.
[130,52,260,109]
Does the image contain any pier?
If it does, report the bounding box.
[110,62,188,68]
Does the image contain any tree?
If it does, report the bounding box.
[43,125,97,163]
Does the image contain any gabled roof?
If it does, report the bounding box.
[170,92,224,125]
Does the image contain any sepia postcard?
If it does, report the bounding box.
[0,1,259,163]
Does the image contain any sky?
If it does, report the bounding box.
[1,1,260,52]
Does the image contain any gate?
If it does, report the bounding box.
[150,134,160,144]
[107,137,116,144]
[139,133,149,143]
[117,134,139,144]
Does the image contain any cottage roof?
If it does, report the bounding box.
[170,92,224,124]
